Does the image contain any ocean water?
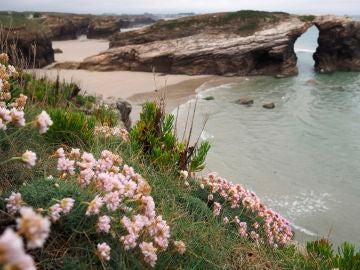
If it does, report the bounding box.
[176,26,360,246]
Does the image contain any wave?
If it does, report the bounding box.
[295,48,316,53]
[291,223,318,237]
[200,130,215,140]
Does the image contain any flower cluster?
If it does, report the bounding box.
[94,125,129,141]
[1,191,76,269]
[201,173,293,247]
[54,148,183,267]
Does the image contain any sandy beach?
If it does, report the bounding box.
[37,38,215,119]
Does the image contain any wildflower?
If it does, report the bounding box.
[10,108,25,127]
[47,175,54,180]
[0,228,36,270]
[60,198,75,213]
[86,195,104,216]
[148,215,170,251]
[213,202,221,216]
[141,196,156,219]
[79,168,95,186]
[57,157,75,175]
[11,94,27,110]
[97,215,111,233]
[97,242,111,261]
[17,207,51,249]
[7,65,17,76]
[179,170,188,179]
[78,152,96,170]
[5,192,23,215]
[103,191,121,211]
[36,111,53,134]
[21,150,37,168]
[48,203,62,222]
[184,181,190,187]
[0,78,3,92]
[200,183,205,189]
[223,217,229,224]
[55,148,65,158]
[139,242,157,267]
[0,53,9,63]
[0,228,24,264]
[173,240,186,254]
[208,194,214,201]
[69,148,81,159]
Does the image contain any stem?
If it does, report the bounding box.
[0,156,21,166]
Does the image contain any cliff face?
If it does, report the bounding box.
[82,13,311,76]
[2,27,54,68]
[43,15,90,40]
[313,15,360,73]
[87,17,123,39]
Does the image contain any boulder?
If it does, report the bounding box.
[116,99,132,130]
[263,102,275,109]
[236,97,254,105]
[53,48,63,53]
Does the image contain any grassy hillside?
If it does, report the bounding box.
[0,54,359,269]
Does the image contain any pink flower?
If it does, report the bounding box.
[79,168,95,186]
[60,198,75,213]
[97,215,111,233]
[103,191,121,211]
[223,217,229,224]
[97,242,111,261]
[0,228,36,270]
[213,202,221,216]
[148,216,170,251]
[139,242,158,267]
[17,207,50,249]
[36,111,53,134]
[69,148,81,159]
[141,196,155,219]
[208,194,214,201]
[57,157,75,175]
[174,240,186,254]
[10,108,25,127]
[49,203,62,222]
[179,170,188,179]
[86,195,104,216]
[5,192,23,215]
[21,150,37,168]
[78,152,96,170]
[55,148,65,158]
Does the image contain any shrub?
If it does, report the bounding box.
[45,108,96,146]
[130,101,210,172]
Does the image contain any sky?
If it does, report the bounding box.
[0,0,359,15]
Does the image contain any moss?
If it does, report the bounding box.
[299,15,316,22]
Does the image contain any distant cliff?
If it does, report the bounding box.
[83,11,311,77]
[77,11,360,76]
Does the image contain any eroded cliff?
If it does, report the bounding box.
[81,12,312,76]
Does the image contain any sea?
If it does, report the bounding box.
[176,25,360,247]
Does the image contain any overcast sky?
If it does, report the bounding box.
[0,0,359,15]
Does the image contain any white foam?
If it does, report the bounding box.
[291,223,318,237]
[295,48,316,53]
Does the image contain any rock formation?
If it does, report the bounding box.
[87,17,122,39]
[313,15,360,73]
[1,27,54,68]
[43,15,90,40]
[81,13,311,77]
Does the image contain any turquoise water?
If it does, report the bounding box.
[177,26,360,246]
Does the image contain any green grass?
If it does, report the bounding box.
[299,15,316,22]
[0,12,44,31]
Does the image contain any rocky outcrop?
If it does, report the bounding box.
[87,17,122,39]
[80,15,311,77]
[43,15,90,40]
[2,27,54,67]
[313,15,360,73]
